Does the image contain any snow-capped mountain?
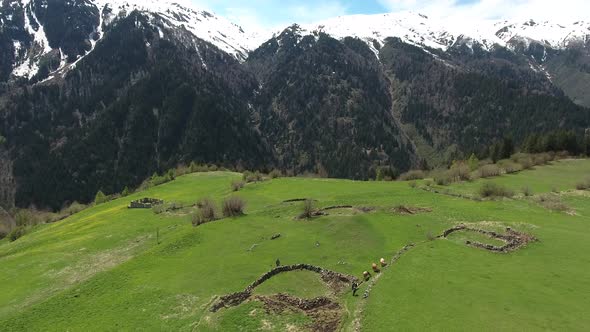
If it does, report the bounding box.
[3,0,589,82]
[281,12,590,54]
[2,0,255,80]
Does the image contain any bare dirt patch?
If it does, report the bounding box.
[255,293,342,332]
[211,264,357,312]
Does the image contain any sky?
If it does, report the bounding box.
[190,0,590,31]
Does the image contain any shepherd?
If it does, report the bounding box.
[352,281,359,296]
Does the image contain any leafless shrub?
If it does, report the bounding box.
[536,194,570,212]
[433,170,452,186]
[231,180,245,192]
[449,163,471,182]
[399,170,426,181]
[478,164,501,178]
[243,171,263,183]
[269,169,282,179]
[575,178,590,190]
[302,199,315,219]
[222,196,246,217]
[479,182,514,198]
[503,162,523,174]
[192,198,218,226]
[521,186,533,197]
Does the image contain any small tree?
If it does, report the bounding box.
[94,190,108,205]
[0,134,6,145]
[302,199,315,219]
[121,186,130,197]
[376,168,384,181]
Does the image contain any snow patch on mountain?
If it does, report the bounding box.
[12,0,53,78]
[281,12,590,55]
[93,0,254,61]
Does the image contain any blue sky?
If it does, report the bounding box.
[190,0,588,30]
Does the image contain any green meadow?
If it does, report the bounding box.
[1,160,589,331]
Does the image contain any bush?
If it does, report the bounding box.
[521,186,533,197]
[8,226,27,242]
[153,202,184,215]
[408,181,417,188]
[532,153,553,166]
[94,190,109,205]
[222,196,246,217]
[399,170,426,181]
[190,162,209,173]
[479,182,514,198]
[243,171,263,183]
[149,171,175,187]
[555,151,570,160]
[536,195,570,212]
[433,170,452,186]
[518,157,534,170]
[467,154,480,171]
[61,201,87,216]
[14,209,39,227]
[269,169,282,179]
[302,199,315,219]
[231,180,245,192]
[477,164,501,178]
[478,159,494,167]
[448,163,471,182]
[174,164,191,177]
[192,198,217,226]
[511,153,534,168]
[502,162,523,174]
[575,178,590,190]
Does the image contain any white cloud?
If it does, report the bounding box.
[378,0,590,22]
[191,0,348,32]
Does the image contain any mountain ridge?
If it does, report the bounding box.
[3,0,590,84]
[1,0,590,210]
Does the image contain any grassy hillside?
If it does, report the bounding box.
[1,160,589,331]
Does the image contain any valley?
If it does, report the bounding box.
[1,159,589,330]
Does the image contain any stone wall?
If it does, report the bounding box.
[128,198,164,209]
[211,264,358,312]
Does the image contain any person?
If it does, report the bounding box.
[363,271,372,281]
[275,258,281,267]
[352,281,359,296]
[380,258,387,267]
